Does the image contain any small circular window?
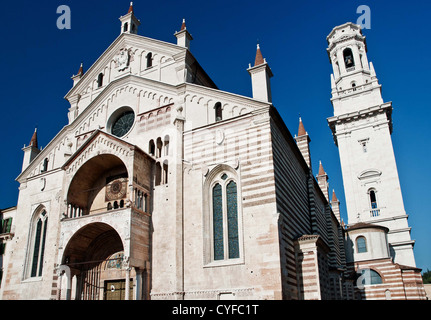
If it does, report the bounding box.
[110,110,135,137]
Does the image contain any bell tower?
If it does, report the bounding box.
[326,23,416,267]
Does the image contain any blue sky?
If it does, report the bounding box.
[0,0,430,271]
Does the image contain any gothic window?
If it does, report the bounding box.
[226,181,239,259]
[343,48,355,69]
[123,22,129,32]
[215,102,222,122]
[356,236,367,253]
[212,183,224,260]
[211,172,240,261]
[28,208,48,278]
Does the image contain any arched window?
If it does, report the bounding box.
[356,236,367,253]
[343,48,355,69]
[29,209,48,278]
[156,138,163,158]
[146,52,152,68]
[155,162,162,186]
[42,158,49,172]
[164,135,170,156]
[149,140,155,156]
[215,102,222,122]
[226,181,239,259]
[123,22,129,32]
[163,160,169,184]
[369,189,379,217]
[97,73,104,88]
[210,172,240,261]
[212,183,224,260]
[359,269,383,286]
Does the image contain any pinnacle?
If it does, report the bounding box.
[254,44,265,66]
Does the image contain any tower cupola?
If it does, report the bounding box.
[119,2,141,35]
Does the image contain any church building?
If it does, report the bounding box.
[0,4,426,300]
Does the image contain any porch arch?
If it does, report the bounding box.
[60,222,128,300]
[66,154,129,217]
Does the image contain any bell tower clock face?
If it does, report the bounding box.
[111,110,135,137]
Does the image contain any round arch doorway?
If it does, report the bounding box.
[61,222,134,300]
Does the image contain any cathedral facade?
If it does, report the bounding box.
[0,5,426,300]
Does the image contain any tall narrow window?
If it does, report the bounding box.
[30,210,48,278]
[164,135,170,156]
[149,140,155,156]
[42,158,49,172]
[212,183,224,261]
[226,181,239,259]
[156,138,162,158]
[123,22,129,32]
[369,189,379,216]
[155,162,162,186]
[215,102,222,122]
[97,73,104,88]
[146,52,152,68]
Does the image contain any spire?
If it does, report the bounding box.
[29,128,38,149]
[295,117,311,169]
[22,128,41,172]
[317,161,329,202]
[180,18,186,31]
[128,2,134,14]
[331,189,341,224]
[318,161,326,176]
[71,62,84,86]
[254,44,265,66]
[331,189,339,203]
[298,117,307,136]
[77,62,83,76]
